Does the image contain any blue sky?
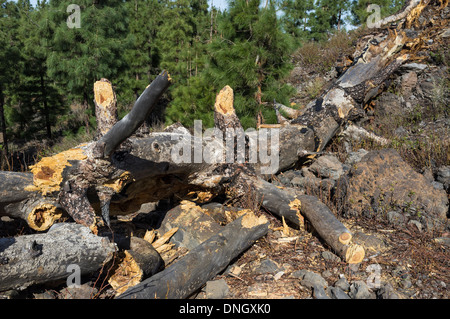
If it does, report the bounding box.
[24,0,229,11]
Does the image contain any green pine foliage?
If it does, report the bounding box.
[47,0,130,133]
[0,0,408,153]
[280,0,315,43]
[199,0,294,129]
[120,0,162,103]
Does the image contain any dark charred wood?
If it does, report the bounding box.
[97,70,172,158]
[117,211,269,299]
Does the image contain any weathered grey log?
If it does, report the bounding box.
[0,171,63,231]
[0,223,116,291]
[117,211,269,299]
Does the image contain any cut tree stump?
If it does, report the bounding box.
[0,223,116,291]
[117,211,269,299]
[94,78,118,138]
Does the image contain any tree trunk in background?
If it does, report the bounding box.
[0,85,8,170]
[40,73,52,140]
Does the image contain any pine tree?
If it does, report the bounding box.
[121,0,162,103]
[203,0,294,128]
[0,0,22,162]
[47,0,129,134]
[13,0,64,140]
[280,0,314,43]
[163,0,212,127]
[309,0,350,41]
[157,0,194,84]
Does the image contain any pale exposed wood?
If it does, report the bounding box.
[108,237,163,296]
[94,78,118,138]
[152,227,179,249]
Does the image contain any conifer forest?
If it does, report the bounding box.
[0,0,405,165]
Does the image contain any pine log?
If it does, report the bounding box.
[0,223,116,291]
[248,177,364,264]
[117,211,269,299]
[0,171,63,231]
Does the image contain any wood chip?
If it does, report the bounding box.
[152,227,178,249]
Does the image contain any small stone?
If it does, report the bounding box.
[432,181,444,190]
[290,176,304,187]
[322,251,342,263]
[345,149,369,165]
[290,269,307,279]
[408,220,423,232]
[274,271,285,281]
[313,285,331,299]
[387,211,406,226]
[349,281,376,299]
[437,166,450,190]
[205,279,230,299]
[253,259,283,275]
[377,283,401,299]
[400,278,412,289]
[334,277,350,292]
[330,287,351,299]
[59,283,97,299]
[308,155,344,180]
[33,290,56,299]
[300,270,328,289]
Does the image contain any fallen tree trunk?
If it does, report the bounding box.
[0,223,116,291]
[244,177,364,264]
[0,171,63,231]
[117,211,269,299]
